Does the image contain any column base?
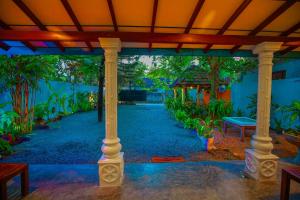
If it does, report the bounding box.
[244,149,278,182]
[98,152,124,187]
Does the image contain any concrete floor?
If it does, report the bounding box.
[7,161,298,200]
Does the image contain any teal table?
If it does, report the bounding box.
[223,117,256,142]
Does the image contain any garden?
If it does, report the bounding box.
[0,55,299,164]
[0,55,101,158]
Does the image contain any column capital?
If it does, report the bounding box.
[99,38,121,52]
[252,42,282,55]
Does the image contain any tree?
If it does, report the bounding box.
[146,56,194,90]
[118,56,147,90]
[0,55,55,133]
[197,56,257,99]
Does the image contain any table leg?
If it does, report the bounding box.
[240,127,245,142]
[21,167,29,197]
[0,182,7,200]
[280,170,290,200]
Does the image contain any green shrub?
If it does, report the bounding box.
[34,103,48,120]
[208,99,233,120]
[196,117,221,138]
[0,138,13,155]
[183,118,199,129]
[175,110,188,122]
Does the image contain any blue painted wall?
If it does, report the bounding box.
[231,59,300,129]
[0,80,98,111]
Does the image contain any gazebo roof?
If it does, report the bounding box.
[0,0,299,56]
[171,65,227,88]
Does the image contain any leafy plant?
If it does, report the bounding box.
[0,138,13,155]
[34,103,48,120]
[0,109,20,135]
[196,117,220,139]
[183,118,199,129]
[247,93,278,119]
[235,108,244,117]
[175,110,188,122]
[278,100,300,136]
[208,99,233,120]
[273,117,283,134]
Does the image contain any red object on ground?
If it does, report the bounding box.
[151,156,185,163]
[280,167,300,200]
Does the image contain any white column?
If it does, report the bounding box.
[98,38,124,187]
[245,42,282,181]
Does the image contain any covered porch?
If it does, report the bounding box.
[1,0,300,198]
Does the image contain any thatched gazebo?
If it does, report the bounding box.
[171,65,228,105]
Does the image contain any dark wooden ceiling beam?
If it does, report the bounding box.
[0,19,36,51]
[13,0,65,51]
[204,0,252,53]
[277,21,300,54]
[149,0,159,51]
[278,46,298,55]
[176,0,205,52]
[107,0,118,32]
[60,0,93,51]
[230,0,296,53]
[0,30,299,46]
[280,21,300,37]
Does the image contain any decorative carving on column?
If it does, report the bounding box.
[244,42,282,181]
[98,38,124,187]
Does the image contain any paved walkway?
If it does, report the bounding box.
[2,104,202,164]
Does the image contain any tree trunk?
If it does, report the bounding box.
[98,58,105,122]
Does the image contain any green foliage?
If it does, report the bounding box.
[273,118,283,134]
[183,118,199,130]
[196,117,221,139]
[208,99,233,120]
[247,93,279,119]
[0,109,20,135]
[75,92,96,112]
[278,100,300,135]
[234,108,244,117]
[175,110,188,122]
[146,56,194,90]
[34,103,48,120]
[118,56,147,89]
[165,97,184,112]
[281,101,300,125]
[0,138,13,155]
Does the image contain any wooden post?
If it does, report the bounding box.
[196,85,201,106]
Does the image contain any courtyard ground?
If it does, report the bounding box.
[2,104,203,164]
[2,104,298,164]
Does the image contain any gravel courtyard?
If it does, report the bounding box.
[2,104,202,164]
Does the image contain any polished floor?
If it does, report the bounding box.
[8,160,298,200]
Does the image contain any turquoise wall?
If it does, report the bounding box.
[0,80,98,112]
[231,59,300,129]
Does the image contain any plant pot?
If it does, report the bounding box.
[198,135,215,151]
[284,133,300,165]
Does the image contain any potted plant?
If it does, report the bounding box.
[183,117,200,136]
[196,117,219,151]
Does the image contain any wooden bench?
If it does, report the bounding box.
[223,117,256,142]
[0,163,29,200]
[280,167,300,200]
